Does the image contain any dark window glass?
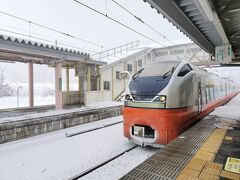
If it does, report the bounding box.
[178,64,192,76]
[127,64,133,72]
[116,71,121,80]
[104,81,110,90]
[170,49,184,54]
[138,60,142,67]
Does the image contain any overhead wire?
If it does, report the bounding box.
[73,0,164,47]
[110,0,185,61]
[111,0,177,46]
[0,23,98,53]
[0,28,98,53]
[0,11,108,49]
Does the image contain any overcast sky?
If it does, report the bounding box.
[0,0,191,83]
[0,0,191,51]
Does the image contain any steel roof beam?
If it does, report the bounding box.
[188,9,201,17]
[145,0,215,54]
[194,19,208,25]
[182,4,198,12]
[191,15,204,21]
[179,0,193,7]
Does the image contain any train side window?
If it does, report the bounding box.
[178,64,192,77]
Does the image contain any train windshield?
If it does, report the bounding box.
[129,61,180,101]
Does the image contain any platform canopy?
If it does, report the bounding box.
[144,0,240,62]
[0,34,106,67]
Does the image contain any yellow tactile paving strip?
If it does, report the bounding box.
[176,128,240,180]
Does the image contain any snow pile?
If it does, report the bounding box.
[210,93,240,120]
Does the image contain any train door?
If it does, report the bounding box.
[197,81,202,115]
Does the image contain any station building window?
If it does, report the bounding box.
[116,71,121,80]
[138,59,142,67]
[147,53,151,60]
[187,47,201,53]
[127,64,133,72]
[170,49,184,54]
[104,81,110,90]
[155,51,168,57]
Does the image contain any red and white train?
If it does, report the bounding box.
[123,60,239,147]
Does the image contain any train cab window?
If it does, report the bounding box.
[178,64,192,77]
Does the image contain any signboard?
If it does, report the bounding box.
[224,157,240,174]
[215,45,232,63]
[75,66,87,76]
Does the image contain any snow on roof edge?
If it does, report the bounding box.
[0,34,90,58]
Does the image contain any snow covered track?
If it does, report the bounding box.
[69,145,139,180]
[65,120,123,137]
[0,116,159,180]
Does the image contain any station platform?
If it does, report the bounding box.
[0,104,88,119]
[0,105,55,118]
[121,115,240,180]
[0,102,122,144]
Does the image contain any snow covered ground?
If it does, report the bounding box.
[210,93,240,120]
[0,95,55,109]
[81,147,156,180]
[0,116,157,180]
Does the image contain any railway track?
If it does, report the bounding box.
[69,145,139,180]
[65,120,123,137]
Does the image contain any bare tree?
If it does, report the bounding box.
[0,68,13,97]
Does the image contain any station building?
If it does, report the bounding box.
[85,42,211,104]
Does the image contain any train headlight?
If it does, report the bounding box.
[154,95,166,103]
[159,95,166,102]
[125,94,132,101]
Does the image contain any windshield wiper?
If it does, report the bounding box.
[163,67,175,79]
[132,68,144,80]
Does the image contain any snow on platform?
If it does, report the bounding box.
[0,101,123,124]
[210,93,240,120]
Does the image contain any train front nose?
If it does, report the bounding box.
[123,107,164,146]
[124,123,158,147]
[132,125,155,138]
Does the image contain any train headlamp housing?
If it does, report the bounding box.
[153,95,166,103]
[159,95,166,102]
